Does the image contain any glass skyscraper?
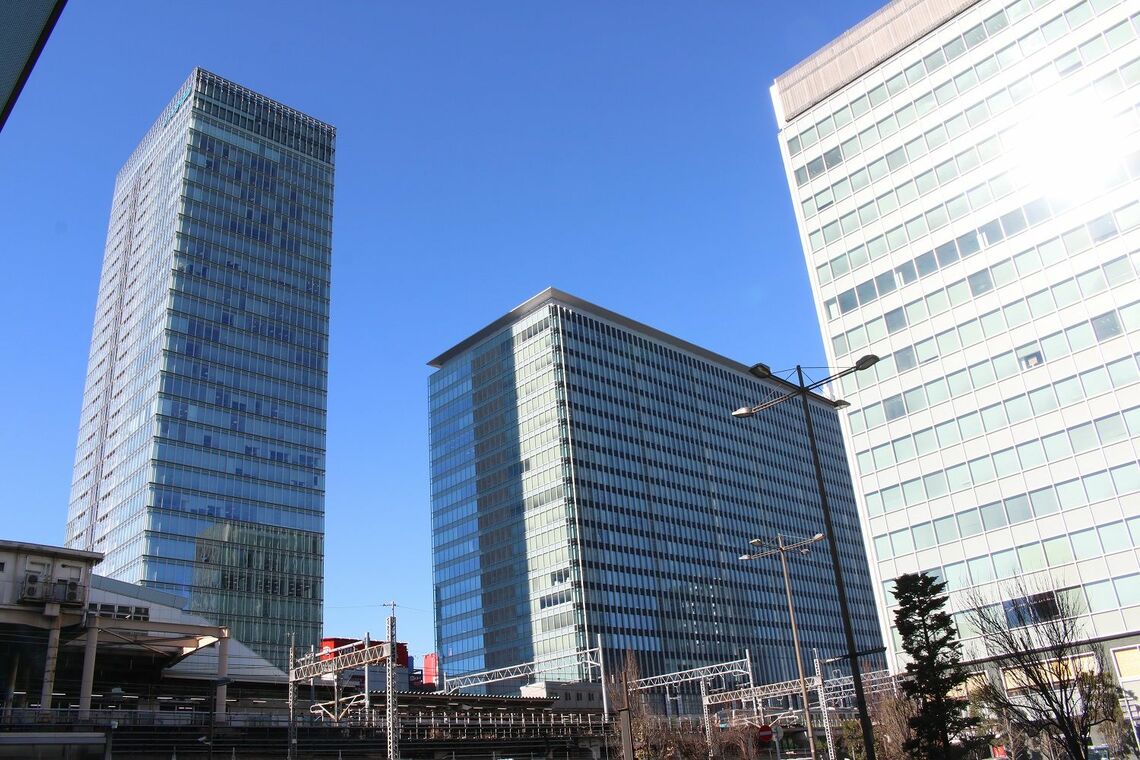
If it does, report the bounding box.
[64,69,334,668]
[773,0,1140,671]
[428,288,882,701]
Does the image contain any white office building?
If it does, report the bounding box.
[772,0,1140,676]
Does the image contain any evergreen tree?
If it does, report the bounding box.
[893,571,982,759]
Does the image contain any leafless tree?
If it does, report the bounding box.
[837,689,918,760]
[964,577,1126,760]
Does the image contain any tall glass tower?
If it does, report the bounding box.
[65,69,334,668]
[428,288,882,703]
[773,0,1140,671]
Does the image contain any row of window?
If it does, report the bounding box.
[808,55,1139,251]
[788,0,1053,158]
[833,228,1137,363]
[191,123,333,218]
[793,0,1133,186]
[874,461,1140,560]
[849,298,1138,435]
[888,538,1140,616]
[857,351,1139,475]
[150,480,323,533]
[810,46,1140,273]
[806,125,1006,234]
[823,183,1138,321]
[864,418,1140,517]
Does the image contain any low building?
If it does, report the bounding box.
[1,538,285,717]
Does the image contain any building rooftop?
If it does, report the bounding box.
[772,0,979,126]
[0,539,102,564]
[428,287,842,407]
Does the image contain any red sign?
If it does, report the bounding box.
[756,725,774,742]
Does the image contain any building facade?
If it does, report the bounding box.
[773,0,1140,670]
[64,69,334,668]
[428,288,882,699]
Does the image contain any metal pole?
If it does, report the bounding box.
[597,634,610,716]
[815,652,835,760]
[778,535,817,759]
[796,364,875,760]
[386,608,398,760]
[364,632,371,723]
[287,633,297,760]
[700,678,713,760]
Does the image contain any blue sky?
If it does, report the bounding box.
[0,0,883,658]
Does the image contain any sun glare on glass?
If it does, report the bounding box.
[1008,89,1132,205]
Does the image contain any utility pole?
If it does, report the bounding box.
[287,633,297,760]
[740,532,823,758]
[364,631,371,724]
[777,534,817,759]
[386,603,398,760]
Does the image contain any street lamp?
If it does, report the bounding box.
[732,355,880,760]
[740,532,825,759]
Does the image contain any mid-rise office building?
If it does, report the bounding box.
[773,0,1140,670]
[428,288,882,700]
[64,69,334,668]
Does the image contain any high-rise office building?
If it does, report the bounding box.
[65,69,334,668]
[773,0,1140,669]
[428,288,882,700]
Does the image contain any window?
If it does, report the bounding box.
[958,509,983,537]
[1100,523,1131,555]
[934,515,959,543]
[968,269,994,295]
[1057,478,1088,508]
[1017,343,1044,370]
[1070,528,1101,560]
[1085,580,1117,613]
[968,555,994,583]
[1043,535,1073,565]
[1017,542,1046,571]
[1114,648,1140,681]
[1029,487,1059,516]
[992,548,1019,579]
[1092,312,1123,341]
[980,502,1007,530]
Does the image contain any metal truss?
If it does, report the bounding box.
[821,668,897,703]
[310,691,367,722]
[702,674,818,708]
[443,647,601,693]
[290,641,391,682]
[631,658,751,692]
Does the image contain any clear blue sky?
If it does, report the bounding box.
[0,1,884,659]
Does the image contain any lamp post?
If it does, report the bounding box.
[740,532,824,759]
[732,354,880,760]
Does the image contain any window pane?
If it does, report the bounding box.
[1005,495,1031,523]
[1018,542,1046,571]
[1043,535,1073,565]
[980,502,1007,530]
[1030,487,1059,516]
[934,515,959,542]
[1070,528,1101,560]
[1086,579,1117,613]
[1100,522,1131,554]
[958,509,983,537]
[968,555,994,583]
